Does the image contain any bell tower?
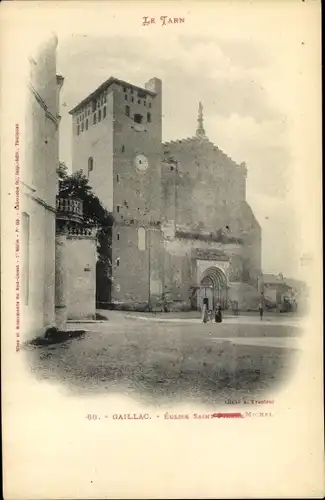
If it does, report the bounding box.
[70,76,164,309]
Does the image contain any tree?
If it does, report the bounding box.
[57,163,113,305]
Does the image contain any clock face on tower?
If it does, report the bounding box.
[134,154,149,172]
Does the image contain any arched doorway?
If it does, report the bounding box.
[199,266,228,310]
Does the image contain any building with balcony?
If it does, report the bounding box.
[21,35,64,340]
[55,196,97,324]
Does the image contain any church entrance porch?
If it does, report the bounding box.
[199,266,228,310]
[189,284,214,312]
[190,266,228,311]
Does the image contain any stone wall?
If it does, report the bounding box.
[162,138,262,287]
[113,78,162,226]
[71,92,114,212]
[21,188,56,340]
[163,232,244,309]
[65,234,97,319]
[228,282,261,310]
[111,224,164,308]
[162,138,247,232]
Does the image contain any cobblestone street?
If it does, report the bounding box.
[25,312,301,407]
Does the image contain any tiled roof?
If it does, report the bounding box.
[69,76,156,115]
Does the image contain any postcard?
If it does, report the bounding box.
[1,1,323,498]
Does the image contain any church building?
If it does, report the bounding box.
[69,76,262,311]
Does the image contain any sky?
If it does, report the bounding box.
[5,1,319,280]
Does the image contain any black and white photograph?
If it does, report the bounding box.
[1,2,323,499]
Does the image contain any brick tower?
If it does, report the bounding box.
[70,77,164,308]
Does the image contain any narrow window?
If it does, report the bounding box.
[125,94,128,101]
[97,101,100,109]
[77,125,80,135]
[117,205,120,213]
[125,105,130,117]
[86,119,88,130]
[93,113,97,125]
[144,101,147,106]
[98,109,101,122]
[21,212,30,305]
[103,106,106,118]
[116,174,119,182]
[138,227,146,251]
[131,97,134,102]
[121,145,125,152]
[149,102,152,108]
[147,112,151,123]
[88,157,94,176]
[92,101,96,112]
[116,257,120,267]
[137,99,141,104]
[123,87,126,92]
[134,114,143,124]
[81,122,84,132]
[117,233,120,241]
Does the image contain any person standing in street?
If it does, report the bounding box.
[215,303,222,323]
[258,300,264,320]
[202,303,209,323]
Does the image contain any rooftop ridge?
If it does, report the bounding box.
[69,76,156,115]
[163,137,244,168]
[163,136,198,146]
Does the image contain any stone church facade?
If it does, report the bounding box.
[70,77,262,311]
